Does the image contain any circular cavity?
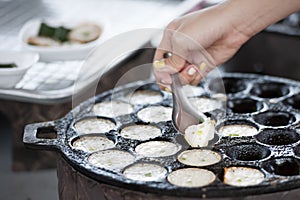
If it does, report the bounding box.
[135,141,180,158]
[123,163,167,182]
[137,106,172,123]
[209,78,246,94]
[284,94,300,110]
[262,157,300,176]
[250,82,289,99]
[189,97,223,113]
[93,100,134,118]
[167,168,216,188]
[253,111,295,127]
[294,145,300,157]
[74,117,116,134]
[88,149,135,171]
[225,143,271,161]
[177,149,221,166]
[126,90,163,105]
[228,98,262,114]
[224,167,265,187]
[218,123,258,137]
[255,129,300,145]
[72,135,115,153]
[120,124,162,141]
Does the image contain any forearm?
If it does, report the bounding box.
[222,0,300,37]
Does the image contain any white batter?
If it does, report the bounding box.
[218,124,258,137]
[93,101,134,118]
[72,136,115,153]
[184,119,216,147]
[224,167,265,187]
[120,124,162,141]
[178,149,221,167]
[127,90,163,105]
[189,97,223,113]
[123,163,167,182]
[137,106,172,123]
[135,141,180,157]
[74,118,116,134]
[167,168,216,187]
[88,149,135,171]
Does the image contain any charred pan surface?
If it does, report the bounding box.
[24,73,300,198]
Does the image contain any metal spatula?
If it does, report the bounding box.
[171,73,206,133]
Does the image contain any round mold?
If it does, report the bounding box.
[225,143,271,161]
[227,98,263,114]
[255,129,300,145]
[217,120,259,137]
[73,116,117,135]
[250,82,289,99]
[284,93,300,110]
[253,111,296,127]
[262,157,300,176]
[70,134,115,153]
[209,77,247,94]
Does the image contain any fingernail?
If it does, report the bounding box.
[199,62,207,71]
[188,67,196,76]
[164,87,172,93]
[153,59,166,69]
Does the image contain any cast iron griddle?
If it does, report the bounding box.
[23,73,300,198]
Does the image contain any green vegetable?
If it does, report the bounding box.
[199,118,204,123]
[237,178,242,182]
[144,173,152,177]
[38,22,71,42]
[228,133,240,137]
[0,63,17,68]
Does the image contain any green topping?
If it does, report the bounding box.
[228,133,240,137]
[0,63,17,68]
[181,157,187,160]
[82,31,90,37]
[237,178,242,182]
[197,130,203,135]
[186,180,192,184]
[199,118,204,124]
[144,173,152,177]
[38,22,71,42]
[88,147,95,151]
[200,159,206,162]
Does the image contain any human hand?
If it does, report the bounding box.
[153,4,250,90]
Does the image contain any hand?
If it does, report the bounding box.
[153,5,249,90]
[153,0,300,91]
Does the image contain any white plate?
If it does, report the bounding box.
[19,18,108,62]
[0,51,39,88]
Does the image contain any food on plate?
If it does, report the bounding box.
[224,166,265,187]
[93,101,134,118]
[126,90,163,105]
[120,124,162,141]
[218,124,258,137]
[68,24,102,43]
[135,141,180,157]
[137,106,172,123]
[28,22,102,46]
[177,149,221,167]
[167,168,216,187]
[0,63,17,68]
[74,117,115,134]
[189,97,223,113]
[72,135,115,153]
[88,149,135,171]
[123,163,167,182]
[184,118,216,147]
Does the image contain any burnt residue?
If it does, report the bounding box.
[262,157,300,176]
[253,111,296,127]
[255,129,300,145]
[24,73,300,198]
[250,82,290,99]
[225,143,271,161]
[227,98,263,114]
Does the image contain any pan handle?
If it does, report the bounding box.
[23,121,62,151]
